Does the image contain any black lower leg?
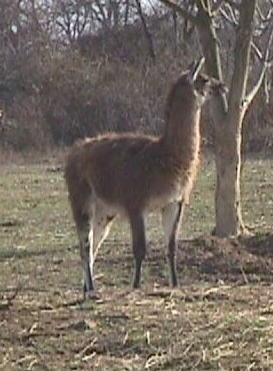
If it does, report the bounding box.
[167,238,178,287]
[130,213,146,289]
[80,232,94,296]
[83,253,94,294]
[167,201,183,287]
[133,258,143,289]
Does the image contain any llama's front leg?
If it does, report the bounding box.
[129,213,146,289]
[162,201,184,287]
[92,210,115,261]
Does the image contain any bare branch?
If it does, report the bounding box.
[124,0,130,25]
[224,0,240,10]
[199,0,212,17]
[135,0,156,61]
[227,0,256,116]
[255,4,273,36]
[256,3,273,23]
[251,40,262,60]
[94,0,108,26]
[211,0,225,14]
[244,27,273,110]
[90,6,104,25]
[158,0,198,25]
[220,6,238,26]
[223,1,239,24]
[264,70,271,104]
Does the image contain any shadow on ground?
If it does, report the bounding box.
[145,233,273,285]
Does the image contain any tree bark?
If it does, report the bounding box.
[214,0,257,236]
[194,0,256,237]
[214,114,245,236]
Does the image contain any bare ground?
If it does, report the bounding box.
[1,160,273,370]
[1,235,273,370]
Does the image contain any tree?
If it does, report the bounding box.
[159,0,273,237]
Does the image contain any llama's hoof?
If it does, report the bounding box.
[132,283,141,290]
[170,280,178,289]
[83,290,99,300]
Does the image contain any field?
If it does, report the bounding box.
[1,156,273,370]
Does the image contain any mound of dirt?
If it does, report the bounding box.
[176,234,273,283]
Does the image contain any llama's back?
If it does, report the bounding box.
[65,133,186,213]
[65,134,157,211]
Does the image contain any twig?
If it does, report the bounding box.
[0,285,20,311]
[76,338,98,358]
[211,0,225,15]
[239,264,249,284]
[199,0,212,17]
[244,26,273,111]
[220,3,238,26]
[158,0,198,25]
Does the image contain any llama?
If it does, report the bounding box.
[65,58,226,297]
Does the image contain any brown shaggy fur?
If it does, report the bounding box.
[65,59,225,295]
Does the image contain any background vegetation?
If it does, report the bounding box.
[0,0,272,154]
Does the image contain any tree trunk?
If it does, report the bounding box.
[214,0,256,236]
[195,0,256,237]
[214,114,245,236]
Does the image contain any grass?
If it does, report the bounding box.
[1,157,273,370]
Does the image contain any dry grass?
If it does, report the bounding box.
[1,157,273,370]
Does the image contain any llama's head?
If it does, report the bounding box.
[187,57,227,106]
[166,58,226,116]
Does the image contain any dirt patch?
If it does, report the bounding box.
[177,235,273,283]
[142,234,273,287]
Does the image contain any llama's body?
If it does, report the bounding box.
[65,58,225,296]
[66,130,199,214]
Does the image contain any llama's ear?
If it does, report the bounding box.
[188,57,205,81]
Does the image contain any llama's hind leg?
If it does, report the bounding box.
[84,207,115,289]
[129,213,146,289]
[76,213,94,295]
[74,204,115,296]
[161,201,184,287]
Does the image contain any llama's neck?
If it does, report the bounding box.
[161,100,201,167]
